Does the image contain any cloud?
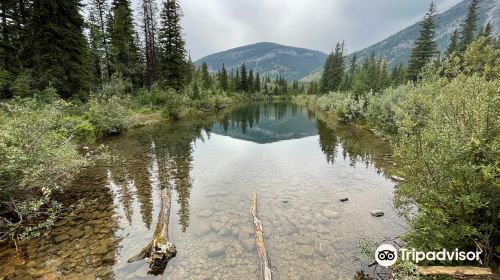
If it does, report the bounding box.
[132,0,462,59]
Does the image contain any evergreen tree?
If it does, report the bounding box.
[29,0,90,98]
[319,52,334,93]
[479,22,492,43]
[110,0,141,86]
[142,0,158,88]
[458,0,479,52]
[445,29,459,57]
[218,63,228,91]
[239,63,247,92]
[248,70,254,93]
[254,72,261,92]
[89,0,111,81]
[158,0,189,90]
[200,61,210,90]
[407,1,438,81]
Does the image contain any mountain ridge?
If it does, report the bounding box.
[301,0,500,82]
[194,42,327,81]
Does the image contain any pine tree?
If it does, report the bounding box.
[200,61,210,90]
[218,63,228,91]
[158,0,189,91]
[458,0,479,52]
[407,1,438,81]
[89,0,112,81]
[319,52,333,93]
[29,0,90,98]
[239,63,247,92]
[248,70,254,93]
[445,29,459,57]
[110,0,141,86]
[479,21,492,43]
[142,0,158,88]
[254,72,261,92]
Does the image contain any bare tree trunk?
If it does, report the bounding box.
[128,187,176,275]
[251,193,272,280]
[417,266,493,277]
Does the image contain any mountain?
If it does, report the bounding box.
[301,0,500,81]
[194,42,327,81]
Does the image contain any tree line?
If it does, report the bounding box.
[319,0,496,95]
[0,0,191,99]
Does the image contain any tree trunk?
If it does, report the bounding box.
[128,187,176,275]
[251,193,272,280]
[417,266,493,276]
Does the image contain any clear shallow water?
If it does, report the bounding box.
[0,102,404,279]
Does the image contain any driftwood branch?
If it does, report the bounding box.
[128,187,177,275]
[251,193,272,280]
[417,266,493,276]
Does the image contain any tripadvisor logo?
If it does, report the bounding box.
[374,244,482,267]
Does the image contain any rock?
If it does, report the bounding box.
[322,209,340,219]
[241,239,255,252]
[219,225,232,236]
[94,245,108,255]
[390,175,405,182]
[194,223,211,237]
[290,233,314,245]
[281,200,289,204]
[68,229,85,238]
[371,210,385,217]
[339,197,348,202]
[211,221,225,233]
[206,242,225,258]
[297,245,314,257]
[315,244,332,257]
[54,234,70,244]
[197,210,213,218]
[236,226,253,240]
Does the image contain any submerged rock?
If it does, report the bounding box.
[197,210,213,218]
[194,223,211,237]
[322,209,340,219]
[339,197,348,202]
[54,234,70,244]
[206,242,225,258]
[371,210,385,217]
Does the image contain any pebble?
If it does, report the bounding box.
[339,197,348,202]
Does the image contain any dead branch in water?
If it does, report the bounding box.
[251,193,272,280]
[128,187,176,275]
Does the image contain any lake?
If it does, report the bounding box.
[0,102,404,279]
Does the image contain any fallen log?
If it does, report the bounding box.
[128,187,177,275]
[251,193,272,280]
[417,266,493,276]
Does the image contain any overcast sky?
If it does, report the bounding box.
[129,0,463,60]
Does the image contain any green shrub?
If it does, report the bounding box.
[85,95,128,136]
[59,115,96,143]
[366,84,412,133]
[394,75,500,265]
[161,89,191,120]
[0,99,95,241]
[10,70,33,98]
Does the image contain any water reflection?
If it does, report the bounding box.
[212,102,318,144]
[0,102,402,279]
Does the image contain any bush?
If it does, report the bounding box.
[161,89,191,120]
[366,84,413,134]
[59,115,96,143]
[0,99,95,240]
[10,70,33,98]
[85,95,129,136]
[393,75,500,265]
